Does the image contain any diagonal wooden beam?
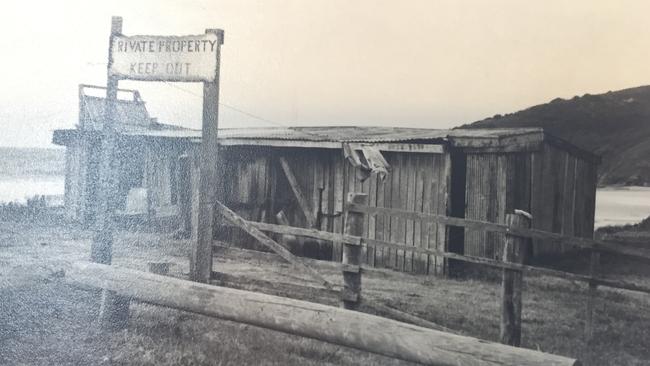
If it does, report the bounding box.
[216,201,334,290]
[279,157,317,228]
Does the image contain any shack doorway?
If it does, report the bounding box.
[447,149,467,276]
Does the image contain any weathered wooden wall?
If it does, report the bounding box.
[63,135,189,223]
[196,145,450,275]
[140,140,187,215]
[530,143,598,256]
[464,154,531,259]
[63,136,88,221]
[463,142,598,260]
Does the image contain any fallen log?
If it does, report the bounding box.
[66,261,580,366]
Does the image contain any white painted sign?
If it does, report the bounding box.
[109,33,219,82]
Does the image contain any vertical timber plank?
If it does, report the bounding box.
[389,154,402,269]
[421,154,433,274]
[366,172,377,267]
[405,155,416,273]
[413,155,424,273]
[375,159,387,267]
[439,152,452,275]
[333,153,345,262]
[398,153,409,271]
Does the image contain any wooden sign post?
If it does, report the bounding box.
[192,29,224,283]
[91,16,224,328]
[91,16,131,330]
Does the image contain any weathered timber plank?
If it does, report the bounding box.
[349,204,650,260]
[389,153,402,269]
[347,142,445,154]
[393,153,410,272]
[438,153,452,274]
[363,237,650,295]
[216,201,334,290]
[405,155,416,272]
[413,155,425,273]
[421,154,433,273]
[279,157,317,228]
[67,261,580,366]
[223,220,361,245]
[375,164,386,267]
[367,172,378,267]
[333,155,345,261]
[529,152,543,257]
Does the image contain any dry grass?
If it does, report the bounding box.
[1,221,650,365]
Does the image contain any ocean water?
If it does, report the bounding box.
[595,186,650,228]
[0,147,65,205]
[0,177,65,204]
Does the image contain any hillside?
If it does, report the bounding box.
[461,86,650,185]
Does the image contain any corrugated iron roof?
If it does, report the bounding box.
[81,95,152,130]
[219,126,544,142]
[120,125,543,143]
[59,86,596,160]
[76,87,542,143]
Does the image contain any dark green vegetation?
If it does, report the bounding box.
[1,218,650,365]
[462,85,650,186]
[598,214,650,235]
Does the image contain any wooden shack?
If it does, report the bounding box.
[185,126,600,275]
[53,88,600,275]
[52,85,197,224]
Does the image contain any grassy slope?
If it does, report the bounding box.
[461,85,650,185]
[1,222,650,365]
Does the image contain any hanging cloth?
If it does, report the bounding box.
[342,143,391,182]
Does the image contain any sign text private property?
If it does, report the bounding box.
[109,33,219,82]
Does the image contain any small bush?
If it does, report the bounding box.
[0,195,58,223]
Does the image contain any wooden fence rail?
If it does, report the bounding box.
[226,214,650,296]
[345,200,650,351]
[214,194,649,355]
[67,261,580,366]
[224,220,361,246]
[216,201,335,291]
[348,203,650,261]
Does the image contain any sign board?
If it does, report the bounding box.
[109,33,219,82]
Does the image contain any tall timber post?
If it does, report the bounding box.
[91,16,130,329]
[191,29,224,283]
[88,16,225,328]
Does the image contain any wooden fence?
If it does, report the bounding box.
[73,191,648,365]
[216,191,650,348]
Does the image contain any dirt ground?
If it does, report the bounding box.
[1,220,650,365]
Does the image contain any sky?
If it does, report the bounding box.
[1,0,650,148]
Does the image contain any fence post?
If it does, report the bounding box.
[176,154,192,238]
[500,210,531,346]
[585,233,601,344]
[341,192,367,310]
